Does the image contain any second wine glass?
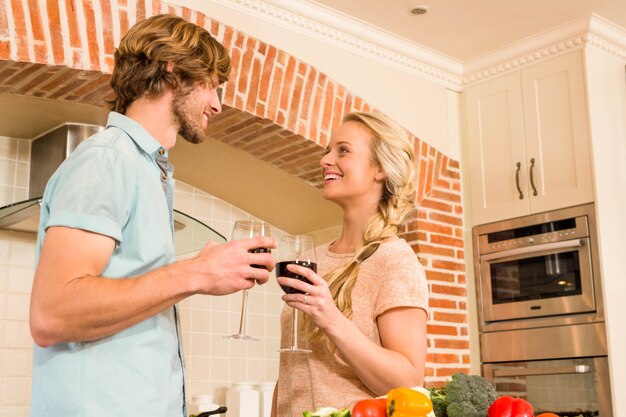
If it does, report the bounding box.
[226,220,271,341]
[276,234,316,353]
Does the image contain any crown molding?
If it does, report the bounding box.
[462,15,591,86]
[587,13,626,61]
[208,0,464,89]
[462,14,626,87]
[191,0,626,91]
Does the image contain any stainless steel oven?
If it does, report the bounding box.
[474,204,613,416]
[473,203,604,331]
[483,357,611,417]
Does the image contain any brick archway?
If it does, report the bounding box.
[0,0,469,384]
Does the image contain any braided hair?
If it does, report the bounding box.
[303,111,416,350]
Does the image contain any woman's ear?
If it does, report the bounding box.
[166,60,175,72]
[375,167,386,183]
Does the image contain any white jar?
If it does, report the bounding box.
[192,394,220,414]
[256,381,275,417]
[226,382,259,417]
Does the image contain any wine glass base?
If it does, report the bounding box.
[278,348,312,353]
[225,334,259,341]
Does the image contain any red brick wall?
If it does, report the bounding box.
[0,0,470,386]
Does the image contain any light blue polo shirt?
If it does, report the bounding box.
[31,112,186,417]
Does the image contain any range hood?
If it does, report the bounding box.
[0,123,226,255]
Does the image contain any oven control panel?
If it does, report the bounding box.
[478,215,589,255]
[487,228,583,252]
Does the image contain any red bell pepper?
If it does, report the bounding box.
[487,396,534,417]
[352,398,387,417]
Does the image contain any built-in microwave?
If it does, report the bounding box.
[473,203,604,332]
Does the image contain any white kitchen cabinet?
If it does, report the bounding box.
[466,50,594,225]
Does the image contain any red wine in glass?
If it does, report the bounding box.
[250,247,271,269]
[276,234,316,353]
[276,261,317,293]
[226,220,271,340]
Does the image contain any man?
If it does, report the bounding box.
[28,14,275,417]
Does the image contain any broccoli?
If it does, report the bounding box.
[430,388,448,417]
[429,373,498,417]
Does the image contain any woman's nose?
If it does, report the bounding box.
[320,152,331,167]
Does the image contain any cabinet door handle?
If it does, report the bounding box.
[515,162,524,199]
[529,158,538,196]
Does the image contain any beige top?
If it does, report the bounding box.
[275,238,429,417]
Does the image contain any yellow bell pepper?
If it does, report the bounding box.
[386,387,433,417]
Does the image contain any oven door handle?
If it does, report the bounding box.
[481,239,585,261]
[493,364,590,377]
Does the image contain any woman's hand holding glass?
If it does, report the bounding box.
[276,235,343,353]
[275,235,316,352]
[277,262,341,334]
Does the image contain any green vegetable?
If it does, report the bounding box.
[303,407,350,417]
[332,409,350,417]
[430,389,448,417]
[429,372,498,417]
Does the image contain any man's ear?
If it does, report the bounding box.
[166,61,175,72]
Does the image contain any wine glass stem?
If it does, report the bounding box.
[238,289,250,335]
[292,308,299,350]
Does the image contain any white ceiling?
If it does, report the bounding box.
[308,0,626,61]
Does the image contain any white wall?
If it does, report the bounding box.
[0,137,33,417]
[456,91,482,376]
[0,137,29,205]
[584,46,626,417]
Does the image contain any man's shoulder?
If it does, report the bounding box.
[86,126,137,151]
[73,126,143,163]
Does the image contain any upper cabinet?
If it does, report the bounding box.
[465,50,594,225]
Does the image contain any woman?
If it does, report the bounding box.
[273,111,429,416]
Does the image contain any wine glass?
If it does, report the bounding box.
[225,220,271,340]
[276,234,316,353]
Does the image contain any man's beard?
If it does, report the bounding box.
[172,85,206,145]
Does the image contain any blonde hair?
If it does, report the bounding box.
[303,111,416,350]
[109,14,231,114]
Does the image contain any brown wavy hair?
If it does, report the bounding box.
[303,111,417,351]
[109,14,231,114]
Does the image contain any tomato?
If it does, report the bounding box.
[352,398,387,417]
[536,414,560,417]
